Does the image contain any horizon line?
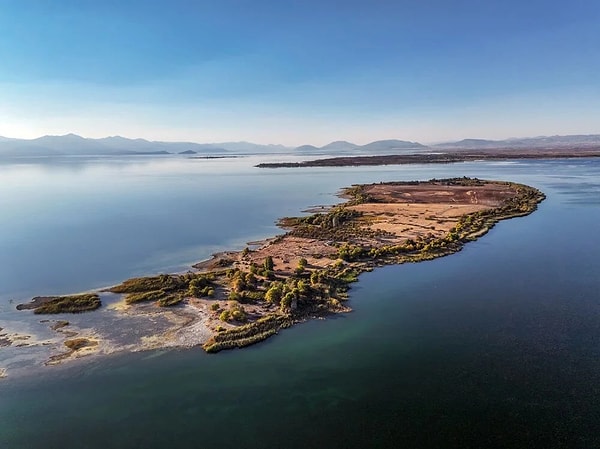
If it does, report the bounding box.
[1,131,600,148]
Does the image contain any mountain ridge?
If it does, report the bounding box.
[1,133,600,157]
[433,134,600,150]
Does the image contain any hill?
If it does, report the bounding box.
[320,141,359,151]
[294,145,321,152]
[435,134,600,150]
[0,134,229,157]
[358,139,428,152]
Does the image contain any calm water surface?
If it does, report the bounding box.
[0,156,599,448]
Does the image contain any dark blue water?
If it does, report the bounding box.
[1,157,599,448]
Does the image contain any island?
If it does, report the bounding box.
[256,148,600,168]
[16,178,545,363]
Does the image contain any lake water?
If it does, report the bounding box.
[0,155,599,448]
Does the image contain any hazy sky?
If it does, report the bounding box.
[1,0,599,145]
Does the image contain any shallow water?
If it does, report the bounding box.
[1,156,599,448]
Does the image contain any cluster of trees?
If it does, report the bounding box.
[246,256,275,279]
[495,183,546,214]
[437,177,485,186]
[337,243,369,261]
[342,185,376,205]
[188,274,215,298]
[264,277,307,312]
[284,207,376,241]
[219,302,248,323]
[224,256,280,302]
[109,272,219,307]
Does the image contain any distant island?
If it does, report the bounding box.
[257,148,600,168]
[16,177,545,364]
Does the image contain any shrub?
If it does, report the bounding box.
[228,291,241,302]
[265,284,283,304]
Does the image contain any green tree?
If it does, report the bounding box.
[264,256,274,272]
[280,292,295,312]
[232,277,247,293]
[228,291,241,301]
[265,285,283,304]
[244,272,256,287]
[297,280,309,295]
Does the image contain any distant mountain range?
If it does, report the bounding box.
[432,134,600,150]
[294,135,600,153]
[1,133,599,158]
[294,139,427,154]
[0,134,290,157]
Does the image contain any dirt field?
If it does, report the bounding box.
[208,180,520,277]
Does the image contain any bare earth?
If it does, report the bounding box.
[233,182,520,276]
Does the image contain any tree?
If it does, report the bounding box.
[280,292,294,311]
[295,257,308,275]
[264,256,274,272]
[244,272,256,287]
[265,285,282,304]
[228,291,241,301]
[232,277,246,293]
[297,280,309,295]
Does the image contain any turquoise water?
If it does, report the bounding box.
[1,156,599,448]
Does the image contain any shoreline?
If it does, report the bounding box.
[256,149,600,168]
[10,177,545,370]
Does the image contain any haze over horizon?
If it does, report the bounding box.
[1,1,599,146]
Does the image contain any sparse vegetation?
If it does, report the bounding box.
[22,178,545,355]
[29,294,101,314]
[64,338,97,351]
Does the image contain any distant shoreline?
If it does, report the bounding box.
[256,148,600,168]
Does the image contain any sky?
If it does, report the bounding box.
[1,0,599,146]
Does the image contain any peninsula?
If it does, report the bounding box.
[16,178,545,363]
